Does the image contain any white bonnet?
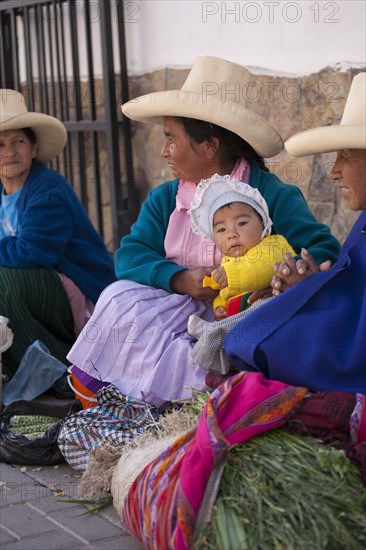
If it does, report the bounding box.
[189,174,272,241]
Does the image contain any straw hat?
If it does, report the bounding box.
[0,89,67,162]
[285,72,366,157]
[189,174,272,241]
[121,56,283,158]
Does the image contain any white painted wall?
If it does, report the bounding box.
[124,0,365,75]
[17,0,365,80]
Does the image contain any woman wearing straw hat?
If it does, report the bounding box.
[0,90,116,382]
[67,56,340,407]
[225,72,366,393]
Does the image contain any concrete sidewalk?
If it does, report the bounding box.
[0,461,143,550]
[0,392,143,550]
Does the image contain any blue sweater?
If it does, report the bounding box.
[225,211,366,393]
[115,163,340,291]
[0,162,116,303]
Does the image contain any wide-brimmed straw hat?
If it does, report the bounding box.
[121,56,283,158]
[189,173,272,241]
[0,89,67,162]
[285,72,366,157]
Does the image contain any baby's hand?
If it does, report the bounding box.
[212,266,228,288]
[214,306,227,320]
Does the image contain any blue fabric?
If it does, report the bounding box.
[0,187,22,237]
[2,340,67,406]
[0,162,116,303]
[115,162,340,292]
[224,211,366,393]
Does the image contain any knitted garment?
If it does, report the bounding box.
[203,234,295,310]
[191,297,274,374]
[225,212,366,394]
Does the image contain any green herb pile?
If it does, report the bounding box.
[8,415,59,440]
[193,430,366,550]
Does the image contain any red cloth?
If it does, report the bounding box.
[283,391,356,443]
[226,295,242,316]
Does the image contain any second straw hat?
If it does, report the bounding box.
[285,72,366,157]
[121,56,283,158]
[0,89,67,163]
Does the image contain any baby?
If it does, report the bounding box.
[188,174,295,338]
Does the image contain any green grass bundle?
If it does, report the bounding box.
[193,430,366,550]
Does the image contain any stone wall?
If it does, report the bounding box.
[127,64,365,245]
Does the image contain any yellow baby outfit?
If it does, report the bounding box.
[203,234,295,311]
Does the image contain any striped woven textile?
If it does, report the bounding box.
[0,266,75,377]
[121,371,308,549]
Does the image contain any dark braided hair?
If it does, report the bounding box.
[180,118,269,172]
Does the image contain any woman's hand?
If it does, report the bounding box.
[271,248,332,296]
[171,267,219,300]
[247,286,273,305]
[214,306,227,320]
[211,266,228,288]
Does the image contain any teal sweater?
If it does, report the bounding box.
[115,163,340,292]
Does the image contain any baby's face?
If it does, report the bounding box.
[213,202,263,257]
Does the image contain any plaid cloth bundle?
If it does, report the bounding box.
[58,385,161,471]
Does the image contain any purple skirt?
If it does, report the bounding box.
[67,280,215,406]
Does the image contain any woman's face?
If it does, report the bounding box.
[0,129,37,191]
[161,117,213,183]
[331,149,366,210]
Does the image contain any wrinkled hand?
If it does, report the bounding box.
[214,306,227,320]
[271,248,332,296]
[211,266,228,288]
[247,286,273,305]
[171,267,219,300]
